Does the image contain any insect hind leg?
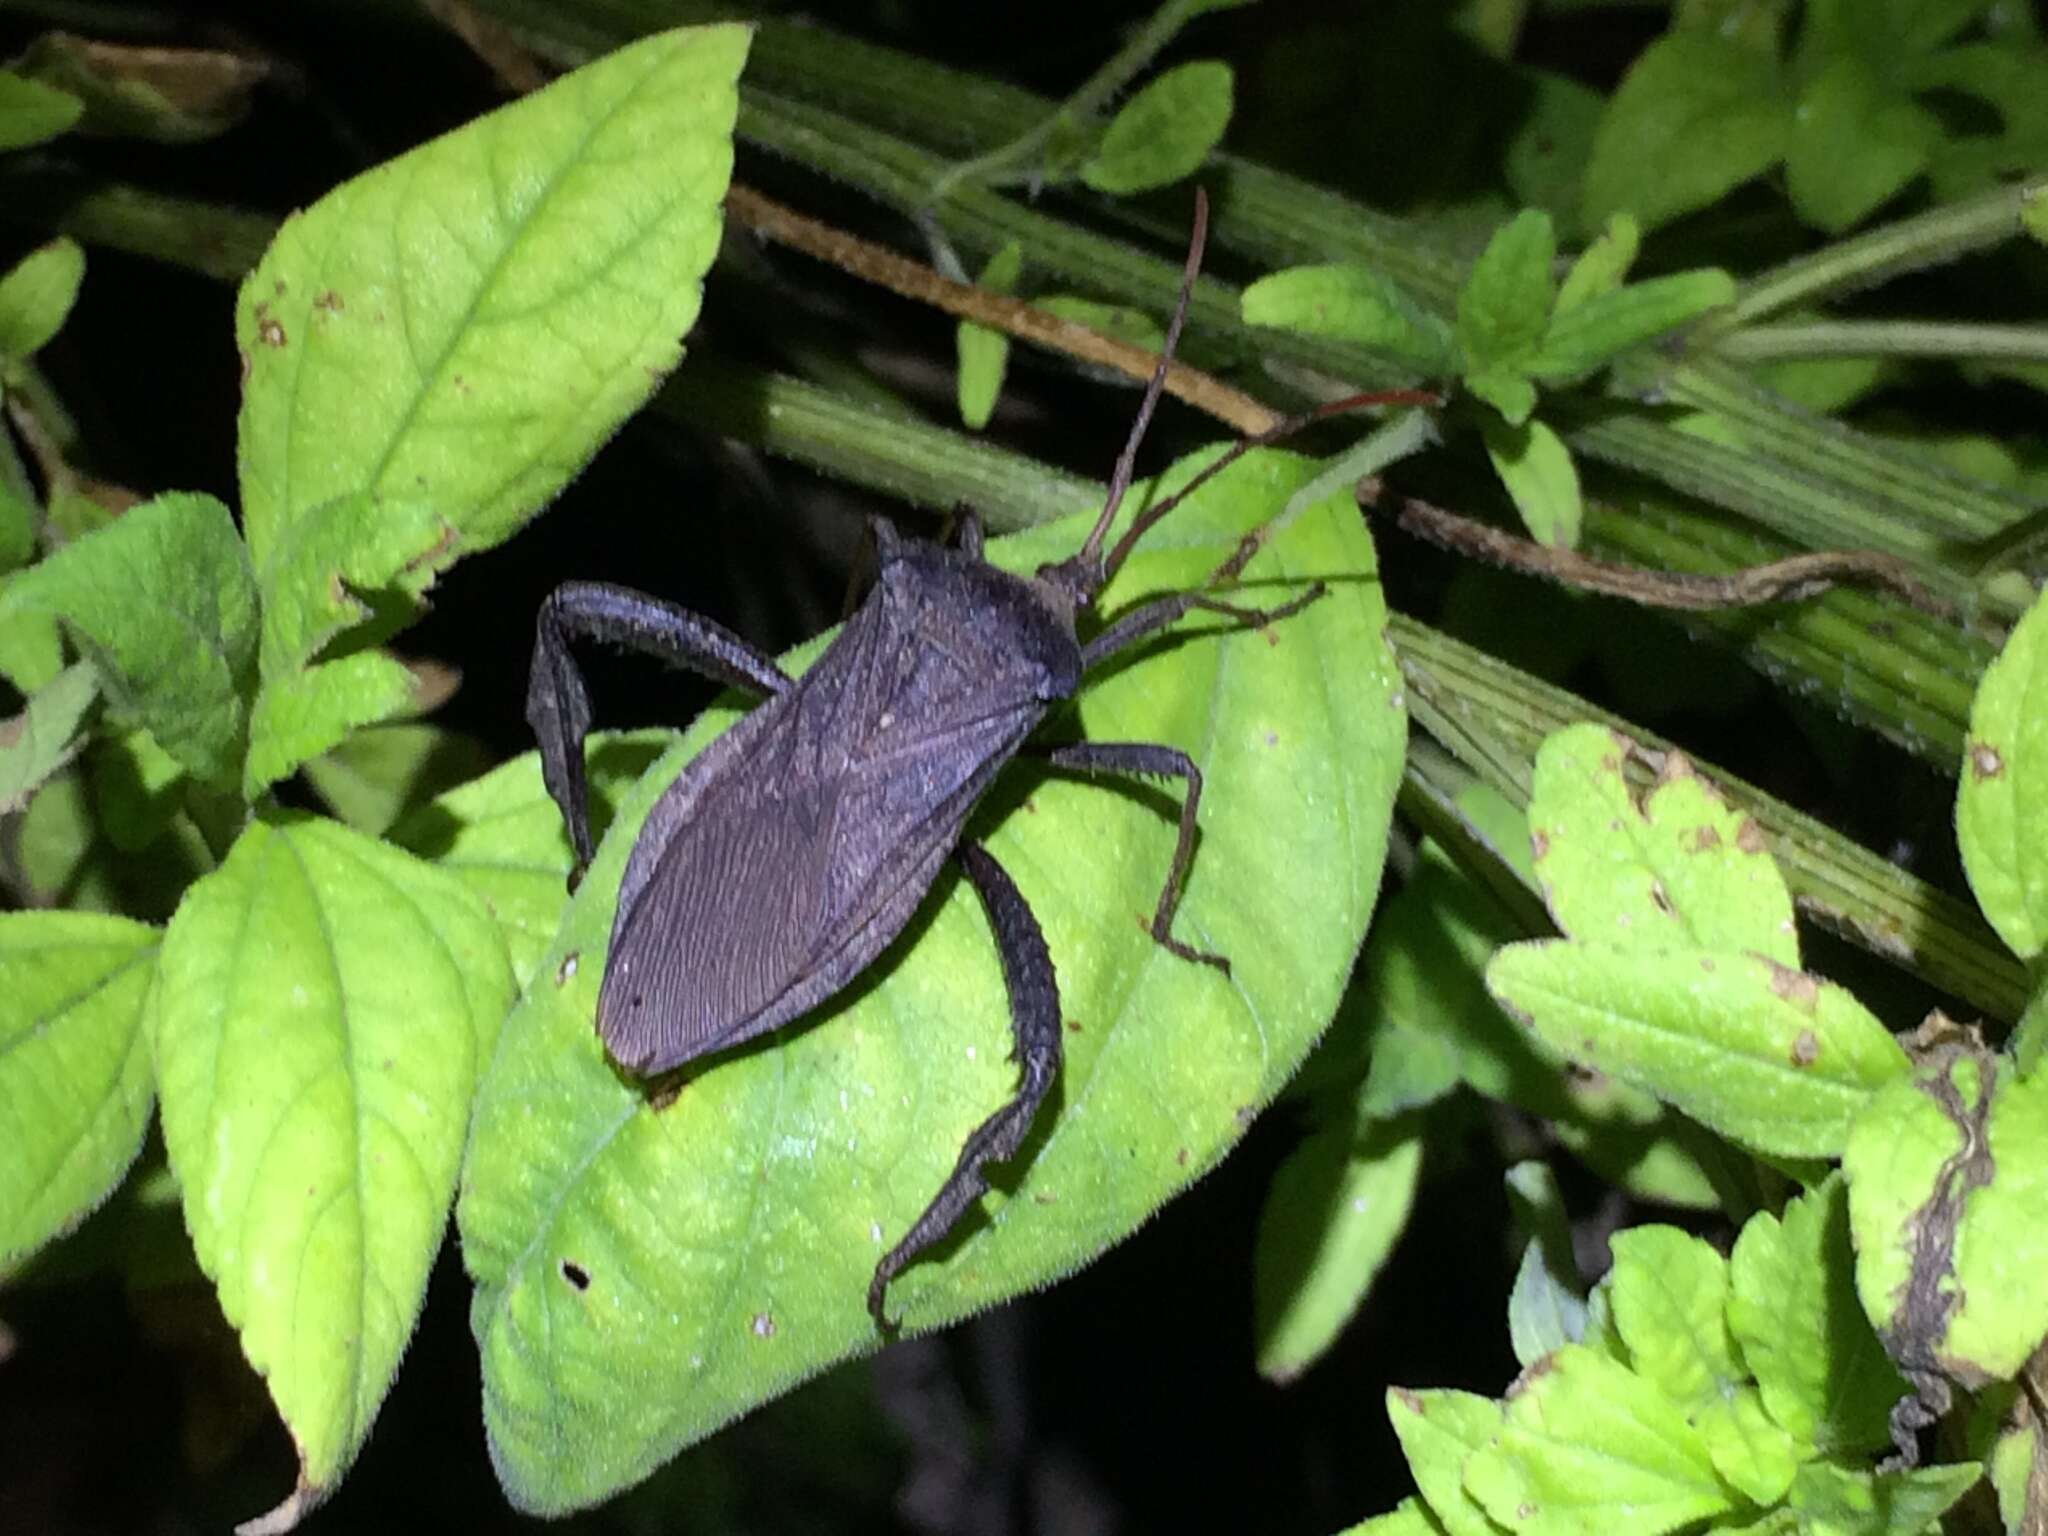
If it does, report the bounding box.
[869,841,1061,1332]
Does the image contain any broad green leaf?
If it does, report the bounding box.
[1481,414,1581,548]
[1957,586,2048,959]
[393,730,672,989]
[1844,1044,2048,1387]
[1526,724,1798,964]
[0,238,86,364]
[0,491,256,786]
[242,490,447,799]
[1728,1176,1904,1457]
[1786,1459,1983,1536]
[1694,1386,1800,1506]
[0,69,83,150]
[1799,0,1990,65]
[12,32,265,145]
[1388,1389,1504,1536]
[302,723,490,837]
[1555,215,1638,315]
[154,815,515,1521]
[1080,59,1233,195]
[1988,1417,2039,1536]
[1340,1499,1448,1536]
[0,911,158,1265]
[1465,367,1538,427]
[1487,942,1907,1159]
[1463,1346,1735,1536]
[1242,264,1456,375]
[956,240,1022,432]
[0,660,96,813]
[1457,209,1556,378]
[459,448,1404,1512]
[1255,1114,1423,1382]
[1034,295,1167,354]
[1530,270,1736,381]
[234,24,748,566]
[1784,57,1938,234]
[1605,1226,1739,1411]
[1582,32,1791,232]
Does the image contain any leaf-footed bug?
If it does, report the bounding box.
[526,190,1423,1330]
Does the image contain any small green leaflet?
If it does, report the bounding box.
[1956,584,2048,960]
[1080,59,1232,195]
[0,237,87,365]
[956,240,1022,431]
[0,69,84,151]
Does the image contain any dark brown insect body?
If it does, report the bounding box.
[526,193,1354,1328]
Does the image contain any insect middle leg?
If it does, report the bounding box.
[1037,741,1226,971]
[869,841,1061,1332]
[528,581,793,883]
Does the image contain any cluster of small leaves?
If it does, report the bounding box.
[0,27,750,1529]
[1349,1180,1977,1536]
[1243,208,1733,547]
[1580,0,2048,236]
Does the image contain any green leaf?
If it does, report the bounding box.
[1728,1175,1905,1457]
[90,727,188,854]
[1695,1386,1801,1506]
[1255,1115,1423,1382]
[1525,723,1799,965]
[458,448,1404,1513]
[0,661,97,814]
[1241,264,1456,375]
[956,240,1022,431]
[393,730,671,989]
[1605,1226,1740,1411]
[1530,270,1736,381]
[241,489,452,800]
[1457,209,1557,379]
[1463,1346,1735,1536]
[0,480,32,575]
[1582,32,1791,232]
[1387,1388,1504,1536]
[0,69,84,151]
[302,723,490,838]
[1504,69,1604,225]
[0,238,87,365]
[1957,586,2048,959]
[1487,942,1908,1159]
[0,911,158,1265]
[1340,1499,1450,1536]
[1509,1239,1589,1368]
[1844,1044,2048,1387]
[1481,414,1582,548]
[1784,57,1938,234]
[1786,1459,1983,1536]
[1080,59,1233,195]
[234,24,748,568]
[1555,215,1639,316]
[1464,368,1539,427]
[153,815,514,1522]
[0,491,257,787]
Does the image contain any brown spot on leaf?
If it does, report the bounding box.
[556,951,579,985]
[649,1082,682,1113]
[1766,962,1818,1010]
[1647,881,1675,916]
[1656,751,1697,785]
[1064,1018,1082,1034]
[1530,830,1549,859]
[1176,1147,1189,1167]
[1699,955,1717,973]
[1391,1387,1424,1414]
[1690,825,1723,853]
[237,347,251,384]
[1790,1029,1819,1067]
[313,289,344,313]
[1032,1192,1057,1205]
[253,301,285,348]
[1736,819,1767,854]
[1970,743,2004,780]
[750,1312,776,1339]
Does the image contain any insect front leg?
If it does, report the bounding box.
[869,841,1061,1332]
[1038,741,1227,972]
[528,581,793,885]
[1077,583,1324,671]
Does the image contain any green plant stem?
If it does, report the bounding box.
[927,0,1230,204]
[1713,178,2048,332]
[1714,320,2048,365]
[1389,614,2028,1023]
[0,160,274,283]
